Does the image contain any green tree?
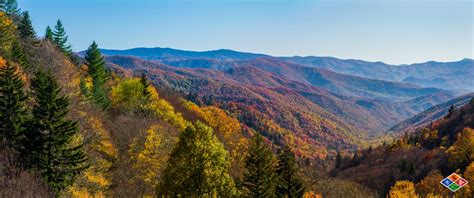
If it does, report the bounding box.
[140,72,151,98]
[84,41,110,110]
[335,152,343,169]
[159,121,236,196]
[24,70,88,192]
[52,19,72,54]
[0,0,20,15]
[44,26,53,40]
[446,105,454,119]
[0,57,27,151]
[18,11,35,38]
[275,147,305,198]
[91,79,110,110]
[242,134,277,197]
[10,41,28,68]
[79,77,91,99]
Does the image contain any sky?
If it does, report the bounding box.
[20,0,473,65]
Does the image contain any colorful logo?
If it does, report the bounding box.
[440,173,469,192]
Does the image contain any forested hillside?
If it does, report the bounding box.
[335,99,474,197]
[389,93,474,135]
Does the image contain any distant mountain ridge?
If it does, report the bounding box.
[99,47,270,61]
[388,92,474,135]
[92,47,473,91]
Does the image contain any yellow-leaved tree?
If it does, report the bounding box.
[181,100,249,177]
[110,78,187,130]
[68,115,118,197]
[463,162,474,196]
[415,170,449,197]
[128,123,178,196]
[0,11,15,57]
[389,180,418,198]
[447,128,474,170]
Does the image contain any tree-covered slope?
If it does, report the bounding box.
[335,98,474,196]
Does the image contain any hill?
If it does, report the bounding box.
[230,58,450,101]
[283,57,474,92]
[389,92,474,135]
[334,98,474,195]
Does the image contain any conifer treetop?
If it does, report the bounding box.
[52,19,72,53]
[44,26,53,40]
[18,11,36,38]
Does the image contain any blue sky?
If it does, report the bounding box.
[20,0,473,64]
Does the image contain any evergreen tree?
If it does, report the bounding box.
[447,105,454,118]
[85,41,108,84]
[44,26,53,41]
[0,57,27,150]
[0,0,20,15]
[367,145,373,154]
[335,152,343,169]
[159,121,236,196]
[275,147,305,198]
[91,79,110,110]
[140,72,151,98]
[52,19,71,54]
[18,11,35,38]
[24,70,88,192]
[79,77,90,99]
[85,41,110,110]
[242,134,277,197]
[10,41,28,68]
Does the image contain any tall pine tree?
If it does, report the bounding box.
[0,57,27,150]
[52,19,72,54]
[447,105,455,119]
[242,134,277,197]
[84,41,110,110]
[275,147,305,198]
[18,11,35,38]
[140,72,151,99]
[44,26,53,40]
[25,70,88,192]
[10,40,28,69]
[159,121,236,196]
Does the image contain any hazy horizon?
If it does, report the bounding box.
[21,0,473,65]
[97,46,473,66]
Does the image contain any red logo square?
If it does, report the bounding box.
[455,178,468,187]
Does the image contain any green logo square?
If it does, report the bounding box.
[448,183,460,191]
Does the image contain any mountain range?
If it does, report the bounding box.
[94,47,472,157]
[98,47,474,92]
